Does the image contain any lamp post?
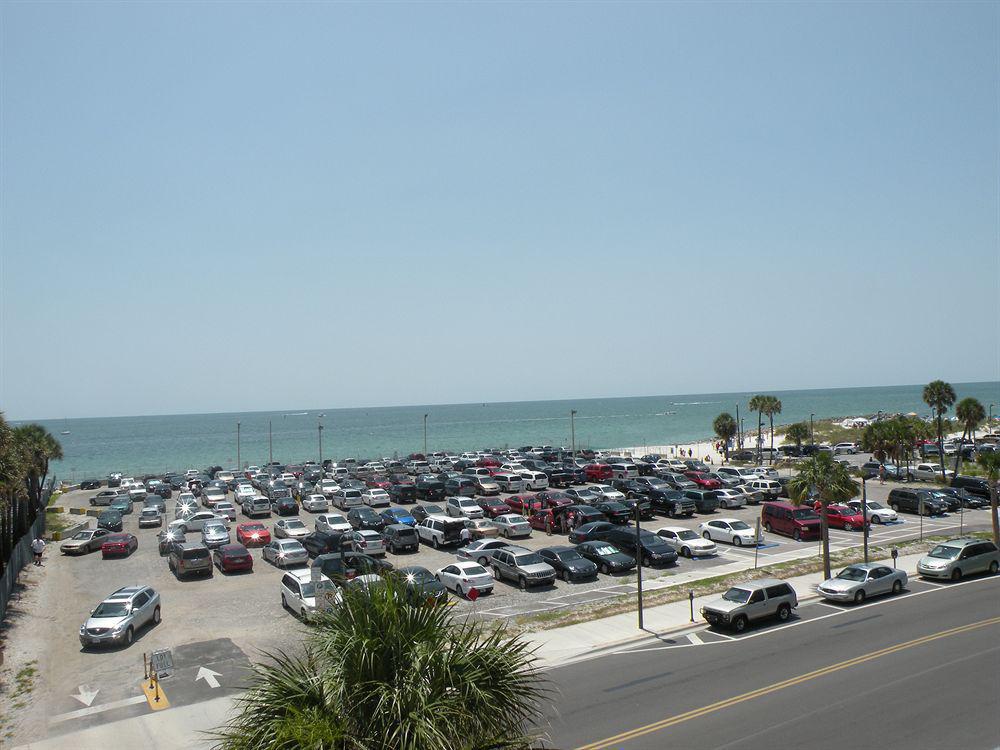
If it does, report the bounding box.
[810,414,815,447]
[735,404,741,449]
[635,501,644,630]
[318,420,324,466]
[990,403,994,426]
[861,476,869,564]
[423,413,428,455]
[268,420,273,465]
[236,422,241,470]
[570,410,577,460]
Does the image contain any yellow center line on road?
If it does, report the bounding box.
[575,615,1000,750]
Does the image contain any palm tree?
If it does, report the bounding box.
[952,398,986,475]
[748,395,767,463]
[860,420,894,463]
[922,380,956,482]
[785,422,810,453]
[788,453,859,580]
[764,397,782,463]
[0,413,29,577]
[977,451,1000,546]
[213,580,547,750]
[713,413,737,463]
[12,423,63,509]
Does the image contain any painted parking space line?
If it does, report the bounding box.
[50,695,148,724]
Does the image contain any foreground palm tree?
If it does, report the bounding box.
[12,423,63,508]
[922,380,956,482]
[713,413,737,463]
[977,451,1000,546]
[788,453,859,580]
[212,580,547,750]
[952,398,986,475]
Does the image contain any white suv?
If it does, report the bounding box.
[446,497,484,519]
[79,586,161,648]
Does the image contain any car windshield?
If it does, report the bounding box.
[92,602,130,617]
[72,531,92,540]
[722,587,751,603]
[793,509,819,520]
[866,502,884,510]
[676,530,699,540]
[555,550,583,561]
[592,545,617,556]
[463,565,488,575]
[836,567,867,581]
[928,545,960,560]
[287,520,305,528]
[404,570,436,584]
[730,521,751,531]
[513,553,544,566]
[299,582,316,598]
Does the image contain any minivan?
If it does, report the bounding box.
[916,538,1000,580]
[761,501,820,541]
[610,463,639,480]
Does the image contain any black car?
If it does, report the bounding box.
[301,531,352,558]
[684,490,721,514]
[271,497,299,516]
[574,540,637,574]
[618,495,655,520]
[932,486,986,509]
[412,504,446,524]
[389,566,449,606]
[414,476,445,501]
[567,520,618,544]
[347,507,386,532]
[951,475,991,499]
[313,551,394,584]
[887,488,947,516]
[595,527,679,567]
[630,479,694,517]
[592,501,631,524]
[555,505,607,533]
[97,510,123,532]
[154,485,172,499]
[80,479,102,490]
[537,546,598,581]
[388,483,418,504]
[730,450,756,462]
[545,466,575,487]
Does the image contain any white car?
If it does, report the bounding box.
[315,479,340,498]
[833,442,858,455]
[315,513,352,534]
[713,489,746,510]
[302,494,330,513]
[274,518,310,539]
[263,539,309,568]
[845,500,898,524]
[213,501,238,521]
[493,473,525,493]
[174,511,229,532]
[361,489,391,508]
[493,513,532,539]
[235,485,257,501]
[911,463,955,482]
[588,485,627,503]
[717,467,764,483]
[750,466,778,479]
[656,527,717,558]
[350,529,385,556]
[698,518,762,547]
[280,569,339,619]
[446,497,484,519]
[519,470,550,490]
[436,561,494,598]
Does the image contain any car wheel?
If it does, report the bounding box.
[871,515,882,524]
[478,556,488,566]
[989,561,999,575]
[152,606,161,625]
[890,503,899,512]
[518,576,527,590]
[776,603,791,621]
[124,626,134,646]
[892,580,902,594]
[702,531,711,540]
[492,567,500,580]
[281,593,289,610]
[601,564,610,575]
[793,529,801,542]
[951,568,962,581]
[764,522,772,533]
[732,615,748,633]
[853,590,866,604]
[733,537,742,547]
[681,546,691,558]
[432,537,440,549]
[719,500,728,510]
[560,569,568,581]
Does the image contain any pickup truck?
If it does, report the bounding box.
[911,463,955,482]
[416,515,466,549]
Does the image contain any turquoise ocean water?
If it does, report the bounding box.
[21,382,1000,481]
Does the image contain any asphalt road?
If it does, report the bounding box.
[546,574,1000,750]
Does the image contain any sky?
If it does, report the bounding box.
[2,2,998,420]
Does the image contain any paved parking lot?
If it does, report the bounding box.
[34,468,992,740]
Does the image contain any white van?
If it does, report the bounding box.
[746,478,782,500]
[610,463,639,480]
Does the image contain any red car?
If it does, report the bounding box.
[527,509,557,531]
[826,505,869,531]
[366,476,392,490]
[506,493,542,513]
[213,543,254,573]
[584,464,613,482]
[685,471,722,489]
[477,497,511,519]
[475,457,500,468]
[236,522,271,547]
[101,533,137,558]
[535,491,574,510]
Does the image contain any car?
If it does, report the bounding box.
[241,496,272,518]
[314,513,353,534]
[361,489,391,508]
[588,484,627,503]
[490,546,557,589]
[683,490,721,514]
[534,490,574,510]
[350,529,386,556]
[701,579,797,632]
[390,565,449,606]
[235,484,258,501]
[473,496,509,519]
[411,504,446,524]
[492,513,532,539]
[574,540,636,574]
[175,510,229,532]
[446,496,485,519]
[519,470,550,490]
[109,497,133,516]
[280,569,339,619]
[347,506,387,532]
[168,542,213,578]
[315,479,341,498]
[567,520,617,544]
[301,531,352,558]
[698,518,762,547]
[272,518,308,539]
[535,546,598,581]
[235,522,271,547]
[594,526,679,566]
[716,466,762,483]
[79,586,161,648]
[761,501,821,541]
[950,475,992,500]
[456,538,513,566]
[444,477,478,497]
[271,497,300,516]
[60,527,112,555]
[90,490,118,506]
[591,501,631,524]
[263,539,310,568]
[378,507,416,527]
[713,488,747,510]
[462,517,499,539]
[930,486,986,510]
[201,521,231,549]
[414,475,446,500]
[312,551,393,584]
[388,483,419,505]
[143,496,167,513]
[80,479,102,490]
[844,500,898,524]
[492,473,526,493]
[302,494,330,513]
[213,501,238,521]
[663,473,697,491]
[132,507,161,529]
[100,533,137,558]
[384,523,421,553]
[833,442,858,455]
[886,488,947,516]
[685,471,722,490]
[825,505,869,531]
[910,463,954,482]
[436,561,494,597]
[157,528,185,555]
[655,526,718,557]
[916,538,1000,580]
[817,563,907,603]
[213,543,254,573]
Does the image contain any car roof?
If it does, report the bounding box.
[733,578,786,589]
[287,568,316,582]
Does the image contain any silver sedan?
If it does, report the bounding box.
[817,563,907,604]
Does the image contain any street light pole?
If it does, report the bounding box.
[570,410,577,460]
[861,476,869,564]
[423,413,428,455]
[318,420,324,466]
[236,421,241,470]
[635,502,644,630]
[268,420,273,465]
[735,404,741,449]
[810,414,815,447]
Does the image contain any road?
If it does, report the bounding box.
[546,574,1000,750]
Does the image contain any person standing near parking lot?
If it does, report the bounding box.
[31,537,46,565]
[878,465,886,484]
[459,526,471,544]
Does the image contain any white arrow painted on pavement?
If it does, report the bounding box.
[72,685,100,706]
[195,666,222,689]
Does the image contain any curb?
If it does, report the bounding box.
[46,506,67,514]
[48,520,91,541]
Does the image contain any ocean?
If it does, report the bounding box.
[21,381,1000,482]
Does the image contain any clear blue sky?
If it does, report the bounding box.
[2,2,997,420]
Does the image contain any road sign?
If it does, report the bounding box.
[467,587,479,602]
[315,578,339,611]
[150,649,174,679]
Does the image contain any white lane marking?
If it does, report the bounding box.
[50,695,148,724]
[687,631,704,645]
[71,684,100,706]
[195,666,222,688]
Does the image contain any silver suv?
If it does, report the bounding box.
[79,586,161,648]
[490,546,556,590]
[701,578,797,632]
[917,538,1000,580]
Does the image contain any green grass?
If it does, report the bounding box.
[0,660,39,739]
[46,490,63,507]
[45,515,73,535]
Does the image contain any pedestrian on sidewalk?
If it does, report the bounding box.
[30,537,46,566]
[878,465,886,484]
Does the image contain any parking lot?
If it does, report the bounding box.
[32,463,993,740]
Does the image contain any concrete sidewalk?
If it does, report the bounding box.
[523,551,928,667]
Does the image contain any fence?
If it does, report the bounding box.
[0,513,46,624]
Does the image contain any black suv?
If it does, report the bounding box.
[887,488,947,516]
[684,490,721,514]
[347,507,386,532]
[951,475,991,500]
[629,479,695,517]
[388,483,418,504]
[313,552,393,585]
[414,476,445,501]
[595,526,679,567]
[301,531,351,558]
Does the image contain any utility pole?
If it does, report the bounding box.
[318,420,324,466]
[570,410,577,460]
[236,421,241,470]
[635,501,644,630]
[268,420,273,464]
[810,413,815,447]
[735,404,741,449]
[423,413,428,455]
[861,476,869,564]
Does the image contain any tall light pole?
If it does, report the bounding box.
[861,476,869,564]
[735,404,741,449]
[810,413,815,447]
[990,403,994,426]
[318,419,324,466]
[236,421,241,470]
[570,410,577,460]
[635,501,644,630]
[423,413,428,455]
[268,420,273,464]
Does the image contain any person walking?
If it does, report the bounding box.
[878,465,886,485]
[31,537,46,566]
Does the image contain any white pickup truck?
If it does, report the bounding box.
[416,515,467,549]
[911,463,955,482]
